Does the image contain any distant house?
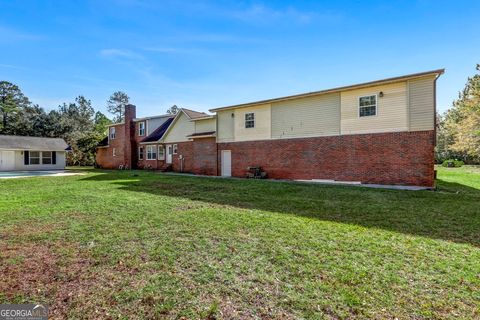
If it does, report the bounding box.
[96,69,444,187]
[0,135,69,171]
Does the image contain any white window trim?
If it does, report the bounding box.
[245,112,255,128]
[29,151,41,165]
[109,127,116,139]
[138,146,144,160]
[146,145,157,160]
[41,151,52,164]
[158,145,165,160]
[113,148,117,157]
[358,94,378,118]
[173,144,178,154]
[138,121,146,136]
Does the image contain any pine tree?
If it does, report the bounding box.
[107,91,130,122]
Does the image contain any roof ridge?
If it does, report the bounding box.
[210,68,445,112]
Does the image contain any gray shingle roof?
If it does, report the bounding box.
[182,108,209,119]
[0,135,69,151]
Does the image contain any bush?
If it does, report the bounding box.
[441,159,465,168]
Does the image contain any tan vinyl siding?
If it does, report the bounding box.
[408,76,435,131]
[234,104,271,142]
[340,82,408,134]
[163,112,194,143]
[195,118,216,134]
[217,110,234,142]
[271,93,340,139]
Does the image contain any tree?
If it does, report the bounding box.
[166,104,179,115]
[94,111,112,135]
[436,64,480,163]
[107,91,130,122]
[0,81,31,134]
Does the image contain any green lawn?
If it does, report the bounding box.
[0,167,479,319]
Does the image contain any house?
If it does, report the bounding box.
[0,135,69,171]
[96,106,216,174]
[96,69,444,187]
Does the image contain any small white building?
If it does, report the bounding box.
[0,135,69,171]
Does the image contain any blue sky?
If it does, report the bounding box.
[1,0,479,118]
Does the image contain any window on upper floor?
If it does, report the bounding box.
[138,147,144,160]
[146,145,157,160]
[139,122,146,136]
[359,95,377,117]
[109,127,116,139]
[245,113,255,128]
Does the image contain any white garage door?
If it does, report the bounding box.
[0,151,15,171]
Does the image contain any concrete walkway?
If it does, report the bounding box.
[160,172,432,191]
[0,170,85,179]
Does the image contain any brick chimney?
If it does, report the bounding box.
[124,104,136,169]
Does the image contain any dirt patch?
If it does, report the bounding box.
[1,222,63,241]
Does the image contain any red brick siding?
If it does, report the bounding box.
[137,145,167,170]
[217,131,435,187]
[95,123,126,169]
[95,105,137,169]
[192,137,217,175]
[171,141,194,173]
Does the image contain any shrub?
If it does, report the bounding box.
[441,159,465,168]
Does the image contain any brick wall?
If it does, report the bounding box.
[124,105,136,168]
[95,105,136,169]
[171,141,194,173]
[95,123,126,169]
[136,145,168,170]
[217,130,435,187]
[192,137,217,175]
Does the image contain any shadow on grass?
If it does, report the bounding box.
[81,170,480,247]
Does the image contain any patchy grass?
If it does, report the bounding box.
[0,167,479,319]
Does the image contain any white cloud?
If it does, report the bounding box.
[99,48,143,59]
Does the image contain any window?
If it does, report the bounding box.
[42,151,52,164]
[29,151,40,165]
[147,145,157,160]
[138,147,144,160]
[109,127,116,139]
[138,122,146,136]
[172,144,178,154]
[158,145,165,160]
[245,113,255,128]
[113,148,117,157]
[359,95,377,117]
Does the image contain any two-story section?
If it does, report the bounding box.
[96,105,174,169]
[212,69,444,187]
[160,108,217,174]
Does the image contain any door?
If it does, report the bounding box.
[166,145,173,164]
[221,150,231,177]
[0,151,15,171]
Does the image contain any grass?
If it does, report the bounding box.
[0,166,479,319]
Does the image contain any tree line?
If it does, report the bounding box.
[0,82,130,166]
[436,64,480,164]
